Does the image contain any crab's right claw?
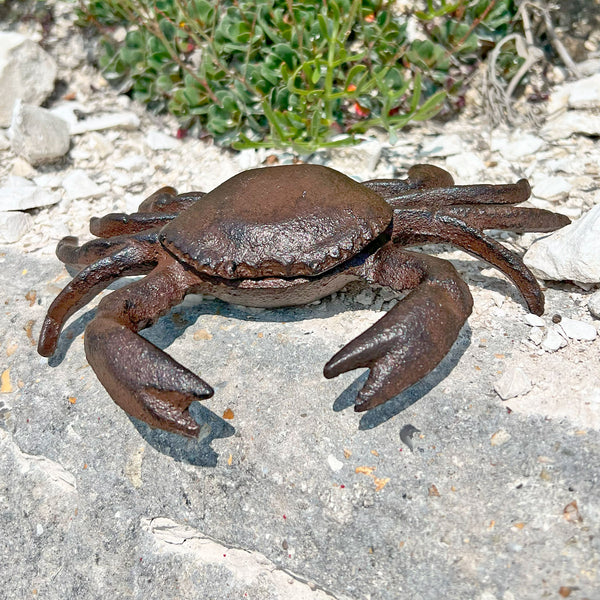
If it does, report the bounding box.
[324,248,473,411]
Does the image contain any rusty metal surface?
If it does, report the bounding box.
[37,164,569,437]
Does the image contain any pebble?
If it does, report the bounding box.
[524,203,600,284]
[86,132,115,159]
[493,367,532,400]
[531,176,572,202]
[445,151,485,179]
[327,455,344,472]
[62,170,104,200]
[528,327,544,346]
[0,177,60,211]
[10,101,70,165]
[0,32,57,127]
[0,210,32,243]
[354,288,376,306]
[419,133,464,158]
[559,317,597,341]
[495,132,544,160]
[589,290,600,319]
[115,154,149,171]
[563,73,600,109]
[70,112,141,135]
[325,139,383,176]
[541,326,568,352]
[144,129,181,151]
[490,429,512,446]
[540,111,600,141]
[523,313,545,327]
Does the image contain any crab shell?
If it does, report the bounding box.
[159,165,393,279]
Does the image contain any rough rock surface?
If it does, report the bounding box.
[10,101,70,165]
[524,203,600,284]
[0,32,57,126]
[0,4,599,600]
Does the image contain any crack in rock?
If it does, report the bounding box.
[143,516,349,600]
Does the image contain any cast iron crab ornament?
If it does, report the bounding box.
[38,164,569,437]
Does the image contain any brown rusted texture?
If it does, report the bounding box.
[38,164,570,437]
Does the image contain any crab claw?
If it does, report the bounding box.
[324,247,473,411]
[85,317,213,437]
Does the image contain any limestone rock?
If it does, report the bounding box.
[524,203,600,284]
[588,290,600,319]
[145,129,181,151]
[445,151,485,179]
[542,326,568,352]
[0,176,60,211]
[541,111,600,141]
[563,73,600,109]
[62,170,104,200]
[559,317,597,341]
[494,367,532,400]
[0,32,57,127]
[10,101,70,165]
[0,210,32,243]
[420,134,464,158]
[532,176,572,202]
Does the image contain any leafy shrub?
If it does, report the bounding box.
[78,0,521,151]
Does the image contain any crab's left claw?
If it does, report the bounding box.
[324,245,473,411]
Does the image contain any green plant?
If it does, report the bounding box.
[77,0,521,151]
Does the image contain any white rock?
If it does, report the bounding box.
[0,210,32,243]
[0,32,57,127]
[420,134,464,157]
[0,178,60,211]
[559,317,597,341]
[523,313,545,327]
[531,176,572,202]
[62,170,104,200]
[327,139,383,175]
[529,327,544,345]
[541,326,568,352]
[541,111,600,141]
[145,129,181,151]
[575,58,600,77]
[496,133,544,160]
[562,73,600,109]
[490,429,512,446]
[115,154,148,171]
[589,290,600,319]
[86,132,115,159]
[0,130,9,150]
[327,455,344,472]
[494,367,532,400]
[69,111,141,135]
[445,151,485,179]
[9,101,70,165]
[524,203,600,284]
[10,156,36,178]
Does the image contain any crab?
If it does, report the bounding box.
[38,164,569,437]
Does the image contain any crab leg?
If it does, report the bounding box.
[56,229,161,267]
[90,212,178,237]
[90,189,206,238]
[324,244,473,411]
[435,204,570,233]
[393,208,546,314]
[82,258,212,437]
[363,164,455,198]
[38,242,159,357]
